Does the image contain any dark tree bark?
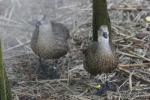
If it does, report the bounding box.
[92,0,111,42]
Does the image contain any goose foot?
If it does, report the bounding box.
[37,62,49,79]
[48,66,60,79]
[36,58,60,79]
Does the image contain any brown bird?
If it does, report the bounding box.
[30,15,69,78]
[83,25,118,76]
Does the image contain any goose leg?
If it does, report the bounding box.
[37,57,49,79]
[37,58,60,79]
[48,60,60,79]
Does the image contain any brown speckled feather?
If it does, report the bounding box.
[83,42,118,75]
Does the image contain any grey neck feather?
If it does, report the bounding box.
[31,23,40,45]
[98,25,112,53]
[99,37,111,52]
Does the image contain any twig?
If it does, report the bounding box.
[57,81,74,94]
[68,64,84,72]
[129,71,134,91]
[110,7,149,11]
[134,69,150,76]
[0,16,23,25]
[133,94,150,99]
[67,95,91,100]
[69,63,150,73]
[119,63,150,68]
[18,79,69,84]
[4,40,30,53]
[116,50,140,58]
[118,67,150,84]
[129,51,150,62]
[117,78,129,93]
[4,52,33,60]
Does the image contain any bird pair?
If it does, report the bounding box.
[31,16,118,78]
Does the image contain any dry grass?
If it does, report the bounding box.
[0,0,150,100]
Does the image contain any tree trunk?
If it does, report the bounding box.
[92,0,111,42]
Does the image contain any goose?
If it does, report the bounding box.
[83,25,118,75]
[31,16,69,79]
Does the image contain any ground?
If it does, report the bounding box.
[0,0,150,100]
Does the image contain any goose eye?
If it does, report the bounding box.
[103,32,108,39]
